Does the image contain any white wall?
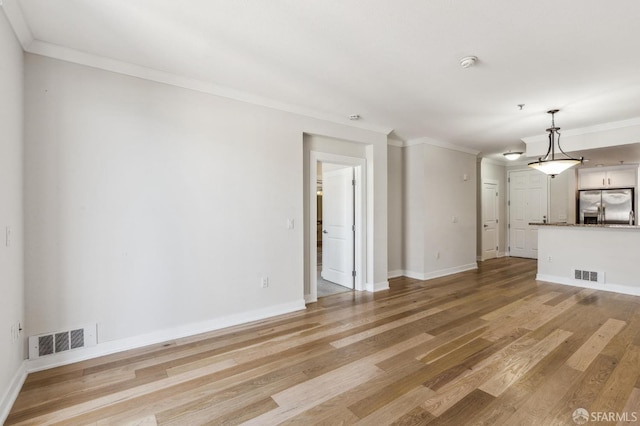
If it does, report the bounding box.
[403,143,477,279]
[0,8,25,422]
[24,54,388,355]
[403,144,425,275]
[387,144,403,276]
[423,144,477,274]
[549,169,576,224]
[537,226,640,296]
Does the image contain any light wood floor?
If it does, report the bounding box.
[7,257,640,425]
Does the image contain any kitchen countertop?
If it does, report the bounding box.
[529,222,640,229]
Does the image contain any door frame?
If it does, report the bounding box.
[308,151,366,302]
[507,168,550,257]
[481,178,499,261]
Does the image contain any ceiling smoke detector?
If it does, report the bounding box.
[349,114,361,120]
[459,56,478,68]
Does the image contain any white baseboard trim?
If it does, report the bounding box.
[365,281,390,292]
[374,281,390,292]
[403,263,478,281]
[388,270,404,279]
[0,360,27,425]
[26,299,306,373]
[478,253,506,262]
[536,274,640,297]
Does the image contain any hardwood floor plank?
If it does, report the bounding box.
[473,302,615,425]
[390,406,435,425]
[96,414,158,426]
[422,332,527,392]
[544,354,619,424]
[565,318,627,372]
[522,288,597,331]
[330,307,441,348]
[7,258,640,425]
[478,328,572,397]
[420,334,543,416]
[590,344,640,414]
[418,326,488,364]
[616,387,640,426]
[242,361,383,424]
[428,389,495,426]
[502,364,581,425]
[353,385,435,425]
[479,291,560,322]
[280,357,426,424]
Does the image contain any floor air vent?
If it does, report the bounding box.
[572,269,605,284]
[29,324,97,359]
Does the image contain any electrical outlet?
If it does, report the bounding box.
[261,277,269,288]
[548,255,552,262]
[436,251,440,259]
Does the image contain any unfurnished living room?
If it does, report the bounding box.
[2,1,640,425]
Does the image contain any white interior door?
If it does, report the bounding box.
[321,166,355,288]
[509,169,548,259]
[482,181,499,260]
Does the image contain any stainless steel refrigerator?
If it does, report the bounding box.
[578,188,635,224]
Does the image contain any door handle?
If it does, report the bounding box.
[483,224,488,228]
[322,230,328,234]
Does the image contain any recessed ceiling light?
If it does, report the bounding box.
[460,56,478,68]
[349,114,360,120]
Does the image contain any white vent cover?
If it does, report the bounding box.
[29,323,97,359]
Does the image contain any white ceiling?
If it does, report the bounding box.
[5,0,640,158]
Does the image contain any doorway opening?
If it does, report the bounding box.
[308,152,366,303]
[317,163,355,297]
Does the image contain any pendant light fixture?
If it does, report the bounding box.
[528,109,583,177]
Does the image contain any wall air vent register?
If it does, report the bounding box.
[573,269,605,284]
[28,324,97,359]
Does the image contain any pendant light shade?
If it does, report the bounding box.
[528,110,582,177]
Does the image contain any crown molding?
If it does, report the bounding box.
[1,0,33,48]
[405,137,480,155]
[522,116,640,144]
[2,1,393,136]
[25,40,394,135]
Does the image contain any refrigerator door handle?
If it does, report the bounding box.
[602,205,606,224]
